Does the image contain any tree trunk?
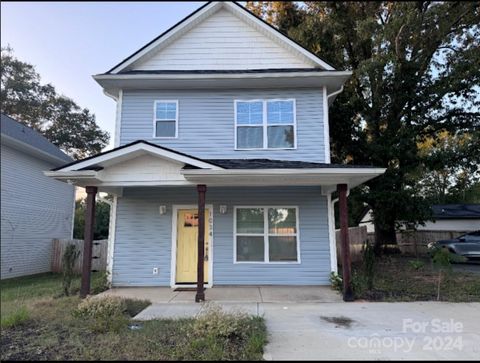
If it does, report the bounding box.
[374,219,397,255]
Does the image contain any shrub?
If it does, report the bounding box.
[91,271,110,295]
[191,304,250,340]
[0,306,30,329]
[62,244,80,296]
[329,272,343,292]
[73,296,128,333]
[362,242,376,290]
[408,259,425,270]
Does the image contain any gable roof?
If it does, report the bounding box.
[107,1,335,74]
[1,114,72,164]
[52,140,225,172]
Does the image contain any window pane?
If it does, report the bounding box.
[268,208,297,234]
[237,208,264,234]
[237,101,263,125]
[156,102,176,120]
[269,236,298,262]
[237,236,265,262]
[156,121,176,137]
[237,127,263,148]
[267,100,293,124]
[267,126,294,148]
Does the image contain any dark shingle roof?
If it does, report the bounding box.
[432,204,480,219]
[1,114,72,163]
[182,159,377,170]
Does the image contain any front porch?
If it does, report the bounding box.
[45,141,385,302]
[98,285,342,304]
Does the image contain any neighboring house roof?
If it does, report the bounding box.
[432,204,480,220]
[106,1,335,74]
[116,68,339,75]
[1,114,72,164]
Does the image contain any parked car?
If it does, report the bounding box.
[428,231,480,261]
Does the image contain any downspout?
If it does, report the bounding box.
[327,86,344,104]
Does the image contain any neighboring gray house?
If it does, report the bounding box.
[1,114,75,279]
[46,2,384,293]
[359,204,480,233]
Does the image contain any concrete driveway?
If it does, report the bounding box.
[261,302,480,360]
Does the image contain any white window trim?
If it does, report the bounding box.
[233,206,301,264]
[153,100,179,139]
[234,99,297,150]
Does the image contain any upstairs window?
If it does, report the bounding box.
[235,99,296,149]
[154,101,178,138]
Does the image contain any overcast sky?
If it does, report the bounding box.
[1,1,206,149]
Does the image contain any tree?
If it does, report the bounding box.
[1,47,109,159]
[247,2,480,251]
[74,198,111,240]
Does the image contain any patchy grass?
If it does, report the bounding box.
[1,273,267,360]
[348,255,480,302]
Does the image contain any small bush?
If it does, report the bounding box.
[1,306,30,328]
[362,242,376,290]
[192,304,250,340]
[62,244,80,296]
[329,272,343,292]
[408,259,425,270]
[73,296,128,333]
[91,271,110,295]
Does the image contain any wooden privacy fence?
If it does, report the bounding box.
[51,238,108,273]
[336,226,370,265]
[395,230,467,256]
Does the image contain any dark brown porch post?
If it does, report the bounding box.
[195,184,207,302]
[338,183,354,301]
[80,186,98,298]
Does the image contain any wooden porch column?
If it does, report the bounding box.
[337,183,354,301]
[80,186,98,298]
[195,184,207,302]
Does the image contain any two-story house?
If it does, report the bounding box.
[46,2,384,301]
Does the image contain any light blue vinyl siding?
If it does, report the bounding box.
[111,186,331,286]
[120,88,326,163]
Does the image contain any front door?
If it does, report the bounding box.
[176,209,209,284]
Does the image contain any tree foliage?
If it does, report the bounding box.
[247,1,480,247]
[74,198,111,240]
[1,47,109,159]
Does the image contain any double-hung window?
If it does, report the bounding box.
[235,99,296,149]
[154,100,178,138]
[235,207,299,263]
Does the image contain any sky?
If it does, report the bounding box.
[1,1,206,150]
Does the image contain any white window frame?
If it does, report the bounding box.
[153,100,179,139]
[234,99,297,150]
[233,206,301,264]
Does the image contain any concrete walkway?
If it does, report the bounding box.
[98,285,342,304]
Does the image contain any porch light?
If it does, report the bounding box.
[219,205,227,214]
[159,205,167,215]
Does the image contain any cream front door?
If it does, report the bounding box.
[175,209,209,284]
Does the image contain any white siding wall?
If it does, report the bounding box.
[1,144,75,279]
[131,9,315,71]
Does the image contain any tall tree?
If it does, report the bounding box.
[247,2,480,250]
[1,47,109,159]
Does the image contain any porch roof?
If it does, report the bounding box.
[44,140,385,194]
